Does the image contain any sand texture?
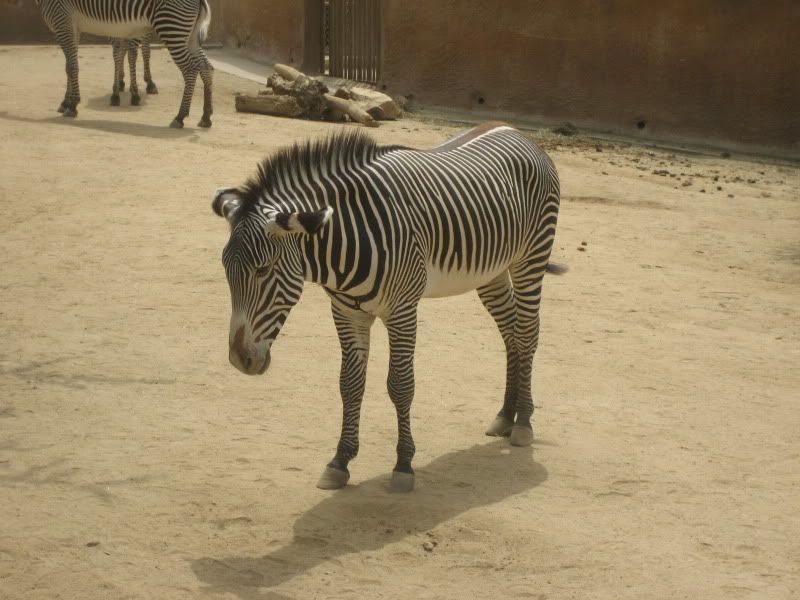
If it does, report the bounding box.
[0,46,798,599]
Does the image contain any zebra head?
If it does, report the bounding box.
[212,187,333,375]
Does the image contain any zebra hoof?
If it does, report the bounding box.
[390,470,415,493]
[169,118,184,129]
[509,425,534,447]
[316,466,350,490]
[110,95,120,106]
[62,108,77,118]
[57,102,67,113]
[198,116,212,128]
[146,82,158,94]
[485,416,514,437]
[131,95,141,106]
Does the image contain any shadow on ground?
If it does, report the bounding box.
[190,439,548,599]
[0,110,197,139]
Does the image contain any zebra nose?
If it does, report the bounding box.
[230,325,254,373]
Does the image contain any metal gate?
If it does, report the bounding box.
[324,0,383,84]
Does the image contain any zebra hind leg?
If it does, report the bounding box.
[385,306,419,492]
[56,29,80,117]
[507,264,548,447]
[196,50,213,128]
[318,305,374,490]
[142,36,158,94]
[477,272,519,437]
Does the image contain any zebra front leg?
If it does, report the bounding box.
[385,306,419,492]
[110,40,125,106]
[477,272,519,437]
[56,29,80,117]
[317,304,374,490]
[508,267,547,447]
[142,35,158,94]
[127,42,141,106]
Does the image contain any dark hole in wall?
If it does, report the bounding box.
[477,96,486,105]
[637,120,647,130]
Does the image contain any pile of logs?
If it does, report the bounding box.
[235,64,400,128]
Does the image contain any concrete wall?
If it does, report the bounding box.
[382,0,800,154]
[216,0,306,67]
[2,0,797,154]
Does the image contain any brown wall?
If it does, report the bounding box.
[217,0,306,66]
[382,0,800,154]
[3,1,797,154]
[0,1,53,43]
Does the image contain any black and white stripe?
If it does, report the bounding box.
[37,0,212,127]
[213,123,563,491]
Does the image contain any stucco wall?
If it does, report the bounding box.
[218,0,306,66]
[382,0,800,154]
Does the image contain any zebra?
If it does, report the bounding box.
[37,0,213,128]
[211,122,563,492]
[110,32,158,108]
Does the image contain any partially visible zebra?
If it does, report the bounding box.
[212,123,564,492]
[37,0,213,128]
[110,33,157,107]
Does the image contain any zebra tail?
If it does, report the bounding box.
[195,0,211,45]
[545,262,568,275]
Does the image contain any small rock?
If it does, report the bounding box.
[681,180,692,187]
[422,541,437,552]
[86,541,100,547]
[581,241,588,246]
[717,186,722,191]
[577,246,586,252]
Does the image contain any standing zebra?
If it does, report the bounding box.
[37,0,213,128]
[212,123,563,492]
[110,33,158,107]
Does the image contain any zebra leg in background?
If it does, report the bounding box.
[195,50,214,128]
[142,35,158,94]
[317,304,374,490]
[507,264,547,447]
[385,306,419,492]
[478,271,520,437]
[126,42,141,106]
[55,29,80,117]
[110,40,125,106]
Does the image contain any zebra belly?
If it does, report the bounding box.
[75,16,151,38]
[422,265,507,299]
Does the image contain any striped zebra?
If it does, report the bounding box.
[212,122,563,492]
[110,33,157,107]
[37,0,213,128]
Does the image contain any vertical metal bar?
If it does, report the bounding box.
[377,0,383,84]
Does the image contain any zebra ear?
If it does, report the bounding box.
[268,206,334,236]
[212,187,242,223]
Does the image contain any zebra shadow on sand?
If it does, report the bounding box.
[0,110,196,140]
[190,439,549,599]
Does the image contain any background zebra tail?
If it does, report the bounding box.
[545,262,568,275]
[195,0,211,45]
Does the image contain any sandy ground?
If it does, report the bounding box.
[0,45,798,600]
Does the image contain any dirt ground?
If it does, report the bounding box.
[1,45,798,600]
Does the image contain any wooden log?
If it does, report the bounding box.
[323,94,379,127]
[274,63,304,82]
[235,93,305,118]
[348,86,401,120]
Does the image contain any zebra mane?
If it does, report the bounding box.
[238,129,407,215]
